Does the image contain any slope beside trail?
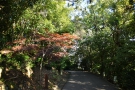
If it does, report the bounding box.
[62,71,119,90]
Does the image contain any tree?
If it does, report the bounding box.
[0,0,78,89]
[76,0,135,89]
[0,0,40,49]
[0,0,75,49]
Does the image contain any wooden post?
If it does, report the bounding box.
[45,74,48,89]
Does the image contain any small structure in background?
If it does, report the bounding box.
[129,39,135,41]
[78,55,83,69]
[129,37,135,41]
[103,72,105,77]
[113,76,117,83]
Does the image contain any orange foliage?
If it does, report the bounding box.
[12,44,39,52]
[38,33,79,48]
[0,32,79,61]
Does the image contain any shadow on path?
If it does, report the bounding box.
[62,71,119,90]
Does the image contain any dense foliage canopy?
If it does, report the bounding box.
[0,0,135,89]
[0,0,77,89]
[74,0,135,89]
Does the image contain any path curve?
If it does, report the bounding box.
[62,71,119,90]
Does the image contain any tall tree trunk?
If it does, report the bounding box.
[100,54,104,77]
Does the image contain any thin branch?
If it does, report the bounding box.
[4,74,19,83]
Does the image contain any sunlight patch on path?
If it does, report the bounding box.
[62,71,118,90]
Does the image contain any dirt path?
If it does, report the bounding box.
[62,71,119,90]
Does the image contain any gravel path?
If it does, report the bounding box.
[62,71,119,90]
